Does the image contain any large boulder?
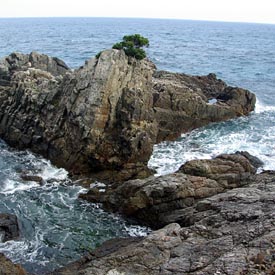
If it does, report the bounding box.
[0,213,19,242]
[0,50,256,181]
[179,151,260,186]
[81,152,260,228]
[51,171,275,275]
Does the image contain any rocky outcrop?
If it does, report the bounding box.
[51,171,275,275]
[152,71,256,141]
[0,50,256,181]
[81,152,260,228]
[0,253,27,275]
[0,50,157,181]
[0,213,19,242]
[0,51,69,85]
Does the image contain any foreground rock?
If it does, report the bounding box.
[0,253,27,275]
[51,171,275,275]
[0,50,255,181]
[0,213,19,242]
[81,152,260,228]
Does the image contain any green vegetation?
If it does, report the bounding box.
[95,51,102,59]
[112,34,149,60]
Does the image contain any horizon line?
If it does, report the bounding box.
[0,16,274,26]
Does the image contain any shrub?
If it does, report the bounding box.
[95,51,102,59]
[112,34,149,60]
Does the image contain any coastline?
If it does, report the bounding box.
[0,48,271,275]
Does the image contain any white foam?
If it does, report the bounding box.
[37,159,68,181]
[149,114,275,176]
[255,100,275,114]
[0,179,39,194]
[0,236,49,267]
[125,225,151,237]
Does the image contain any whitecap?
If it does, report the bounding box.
[36,159,68,182]
[0,179,38,194]
[255,100,275,114]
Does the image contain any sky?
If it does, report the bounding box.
[0,0,275,24]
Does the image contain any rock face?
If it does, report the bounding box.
[0,50,256,181]
[81,152,259,228]
[51,171,275,275]
[0,253,27,275]
[152,71,256,142]
[0,213,20,242]
[0,50,157,180]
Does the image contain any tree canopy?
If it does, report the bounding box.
[112,34,149,60]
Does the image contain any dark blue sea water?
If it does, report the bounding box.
[0,18,275,273]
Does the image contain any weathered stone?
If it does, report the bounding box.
[82,152,259,228]
[0,213,19,242]
[51,171,275,275]
[152,71,256,142]
[179,151,257,187]
[0,50,256,181]
[0,50,157,181]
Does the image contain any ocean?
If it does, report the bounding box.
[0,17,274,273]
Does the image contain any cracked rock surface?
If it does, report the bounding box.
[51,171,275,275]
[0,50,255,181]
[81,152,260,228]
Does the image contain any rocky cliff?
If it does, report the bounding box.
[0,50,256,181]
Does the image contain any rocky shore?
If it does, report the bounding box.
[0,50,267,275]
[0,50,255,181]
[52,169,275,275]
[80,152,262,228]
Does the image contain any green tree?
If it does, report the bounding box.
[112,34,149,60]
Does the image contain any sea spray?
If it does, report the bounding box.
[0,140,150,274]
[149,102,275,175]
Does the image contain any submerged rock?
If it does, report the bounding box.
[20,173,44,185]
[83,152,260,228]
[0,213,19,242]
[51,171,275,275]
[0,50,256,181]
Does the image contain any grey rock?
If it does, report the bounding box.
[179,152,257,187]
[152,71,256,142]
[236,151,264,169]
[0,213,19,242]
[83,152,257,228]
[0,50,256,181]
[51,171,275,275]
